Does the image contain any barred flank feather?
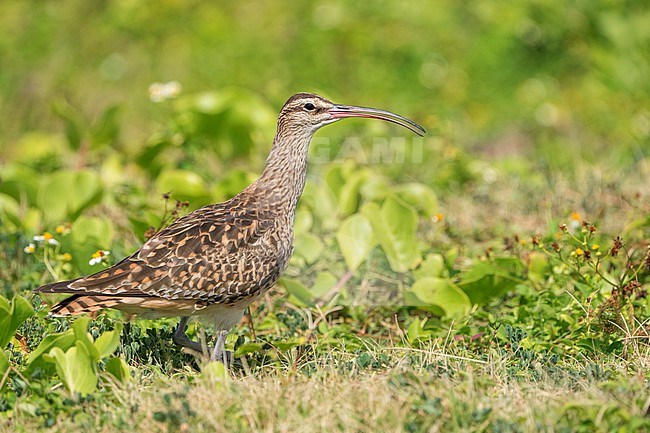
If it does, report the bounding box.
[49,295,122,317]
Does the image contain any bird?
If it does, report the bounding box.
[35,92,425,363]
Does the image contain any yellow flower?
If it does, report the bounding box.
[435,213,444,222]
[574,248,584,256]
[591,244,599,250]
[43,232,53,240]
[89,250,111,266]
[570,212,581,221]
[62,253,72,261]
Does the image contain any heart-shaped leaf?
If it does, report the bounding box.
[336,214,376,271]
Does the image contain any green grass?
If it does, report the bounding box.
[1,1,649,432]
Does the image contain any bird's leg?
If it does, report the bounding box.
[173,317,205,354]
[210,330,231,364]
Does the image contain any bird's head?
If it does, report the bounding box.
[278,92,425,137]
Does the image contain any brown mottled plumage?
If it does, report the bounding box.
[35,92,425,362]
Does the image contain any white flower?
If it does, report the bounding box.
[149,81,182,102]
[33,232,59,245]
[89,250,111,266]
[24,243,36,254]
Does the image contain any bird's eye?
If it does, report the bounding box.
[303,103,316,111]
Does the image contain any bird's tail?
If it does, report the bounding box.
[47,294,123,317]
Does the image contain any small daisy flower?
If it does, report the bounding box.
[55,224,71,235]
[435,213,444,222]
[573,248,584,256]
[89,250,111,266]
[62,253,72,262]
[149,81,182,102]
[24,243,36,254]
[33,232,59,245]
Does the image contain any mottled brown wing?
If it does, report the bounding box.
[36,205,274,301]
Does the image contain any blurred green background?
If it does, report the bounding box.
[0,0,649,292]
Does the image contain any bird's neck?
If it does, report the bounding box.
[247,127,313,214]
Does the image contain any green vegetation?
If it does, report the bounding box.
[1,1,649,432]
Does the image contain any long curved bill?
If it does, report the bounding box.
[329,104,426,136]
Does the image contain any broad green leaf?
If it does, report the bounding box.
[363,197,420,273]
[104,357,130,383]
[91,105,120,149]
[324,165,347,201]
[38,170,103,223]
[392,183,438,218]
[458,258,526,304]
[413,253,446,279]
[52,99,85,151]
[337,171,366,216]
[0,163,41,203]
[234,342,265,358]
[0,352,9,389]
[93,322,123,359]
[336,214,376,271]
[45,342,98,395]
[25,331,77,376]
[157,169,209,202]
[0,296,34,349]
[360,174,390,202]
[293,208,313,235]
[293,233,324,265]
[310,272,338,298]
[301,181,338,230]
[280,278,314,307]
[72,317,99,362]
[404,277,471,317]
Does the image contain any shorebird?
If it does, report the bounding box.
[35,92,425,363]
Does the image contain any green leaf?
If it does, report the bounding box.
[404,277,471,317]
[336,214,376,271]
[52,99,85,151]
[0,296,34,349]
[233,342,265,358]
[0,351,9,389]
[363,197,421,273]
[458,257,526,304]
[38,170,103,223]
[93,322,123,359]
[392,183,438,217]
[104,357,130,383]
[25,331,77,376]
[280,278,314,307]
[45,341,98,396]
[413,253,446,279]
[72,317,99,362]
[157,169,209,202]
[91,105,120,149]
[293,233,324,265]
[293,209,313,235]
[310,272,338,298]
[337,171,366,216]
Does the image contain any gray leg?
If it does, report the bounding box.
[210,330,230,363]
[173,317,205,354]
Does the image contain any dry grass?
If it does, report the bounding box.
[5,341,648,433]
